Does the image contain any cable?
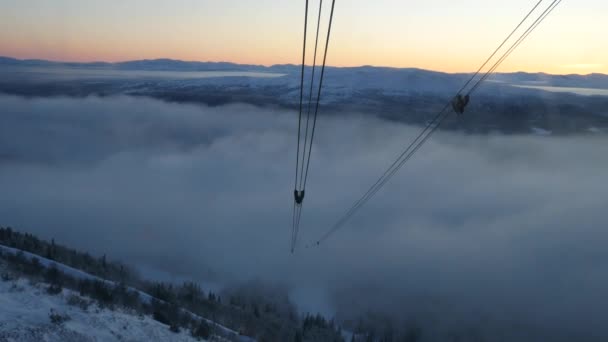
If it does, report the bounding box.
[468,0,561,95]
[292,0,309,253]
[294,204,304,251]
[313,1,546,232]
[314,104,450,244]
[312,0,562,246]
[292,0,336,253]
[291,201,297,251]
[299,0,324,191]
[291,0,335,253]
[459,0,544,94]
[294,0,309,191]
[302,0,336,190]
[292,203,304,252]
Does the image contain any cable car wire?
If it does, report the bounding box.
[310,0,562,247]
[292,0,310,252]
[292,0,336,252]
[299,0,324,191]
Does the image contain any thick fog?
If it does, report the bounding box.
[1,94,607,340]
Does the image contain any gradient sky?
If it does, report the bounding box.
[1,0,606,74]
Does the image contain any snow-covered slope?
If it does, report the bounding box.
[0,264,204,342]
[0,244,254,342]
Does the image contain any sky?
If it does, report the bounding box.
[0,0,607,74]
[1,94,608,340]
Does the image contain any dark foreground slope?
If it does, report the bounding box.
[0,226,345,342]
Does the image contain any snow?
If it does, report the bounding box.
[0,245,111,284]
[512,84,608,96]
[341,329,355,342]
[0,263,204,342]
[0,244,254,342]
[531,127,552,136]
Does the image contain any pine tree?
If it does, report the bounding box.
[45,244,53,260]
[192,320,211,339]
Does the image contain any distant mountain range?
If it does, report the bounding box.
[0,56,282,72]
[1,56,607,83]
[1,56,608,135]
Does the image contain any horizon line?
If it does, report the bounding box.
[1,55,605,77]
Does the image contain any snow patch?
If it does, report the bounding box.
[531,127,552,136]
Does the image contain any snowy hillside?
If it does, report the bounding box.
[0,228,345,342]
[0,243,249,342]
[0,262,204,342]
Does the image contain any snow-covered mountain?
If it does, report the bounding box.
[2,56,607,89]
[0,274,204,342]
[1,56,607,134]
[0,227,345,342]
[0,244,246,340]
[0,244,245,342]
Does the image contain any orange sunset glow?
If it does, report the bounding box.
[1,0,607,74]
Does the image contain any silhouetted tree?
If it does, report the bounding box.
[191,320,211,339]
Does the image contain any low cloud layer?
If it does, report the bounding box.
[1,94,607,340]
